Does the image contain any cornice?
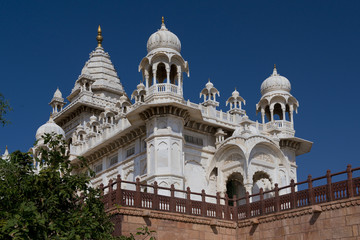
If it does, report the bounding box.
[107,207,237,229]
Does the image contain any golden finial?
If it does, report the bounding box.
[274,64,276,69]
[162,16,164,24]
[96,25,103,47]
[208,78,210,83]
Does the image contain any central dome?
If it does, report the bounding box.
[260,66,291,95]
[147,20,181,53]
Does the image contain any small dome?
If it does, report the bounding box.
[260,66,291,95]
[36,116,65,140]
[232,88,240,97]
[137,82,145,90]
[120,95,128,102]
[205,80,214,89]
[147,20,181,53]
[90,115,97,122]
[53,88,62,99]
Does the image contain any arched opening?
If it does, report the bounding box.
[85,82,90,91]
[156,63,166,83]
[273,103,283,120]
[252,171,273,201]
[226,172,246,206]
[140,95,144,102]
[123,106,127,114]
[265,105,271,121]
[57,105,61,112]
[79,134,83,141]
[170,64,178,85]
[93,126,97,133]
[107,116,111,124]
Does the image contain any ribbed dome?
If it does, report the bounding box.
[36,116,65,140]
[260,67,291,95]
[147,22,181,53]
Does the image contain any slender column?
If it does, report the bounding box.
[290,105,294,124]
[152,68,157,85]
[270,107,274,122]
[282,107,286,121]
[145,71,149,90]
[166,66,170,84]
[261,108,265,124]
[177,68,181,94]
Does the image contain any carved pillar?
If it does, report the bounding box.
[261,108,265,124]
[270,107,274,122]
[166,65,170,84]
[152,67,157,86]
[145,70,149,90]
[177,67,181,94]
[289,105,294,124]
[282,106,286,121]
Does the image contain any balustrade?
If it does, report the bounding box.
[99,165,360,221]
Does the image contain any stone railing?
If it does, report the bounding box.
[100,165,360,221]
[265,120,293,131]
[148,83,180,95]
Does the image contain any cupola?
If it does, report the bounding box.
[256,65,299,129]
[139,17,189,100]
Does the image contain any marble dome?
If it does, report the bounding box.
[147,20,181,53]
[260,66,291,95]
[36,116,65,140]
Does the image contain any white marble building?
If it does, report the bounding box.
[34,20,312,199]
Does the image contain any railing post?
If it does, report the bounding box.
[245,191,250,218]
[347,164,354,198]
[260,188,265,215]
[116,175,122,206]
[153,181,159,210]
[308,175,314,205]
[232,195,238,221]
[225,193,230,220]
[274,184,280,212]
[186,187,191,215]
[170,184,176,212]
[290,179,296,209]
[326,170,333,201]
[100,183,105,208]
[216,192,221,219]
[201,189,206,217]
[108,179,113,208]
[135,178,141,208]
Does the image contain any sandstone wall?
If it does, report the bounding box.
[109,197,360,240]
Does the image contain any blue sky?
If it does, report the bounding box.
[0,1,359,182]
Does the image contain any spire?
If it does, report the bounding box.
[97,25,103,48]
[160,16,167,30]
[272,64,278,76]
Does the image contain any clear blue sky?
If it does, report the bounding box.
[1,1,359,182]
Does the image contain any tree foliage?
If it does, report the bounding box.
[0,93,11,126]
[0,134,114,239]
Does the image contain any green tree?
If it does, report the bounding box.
[0,134,115,239]
[0,93,11,126]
